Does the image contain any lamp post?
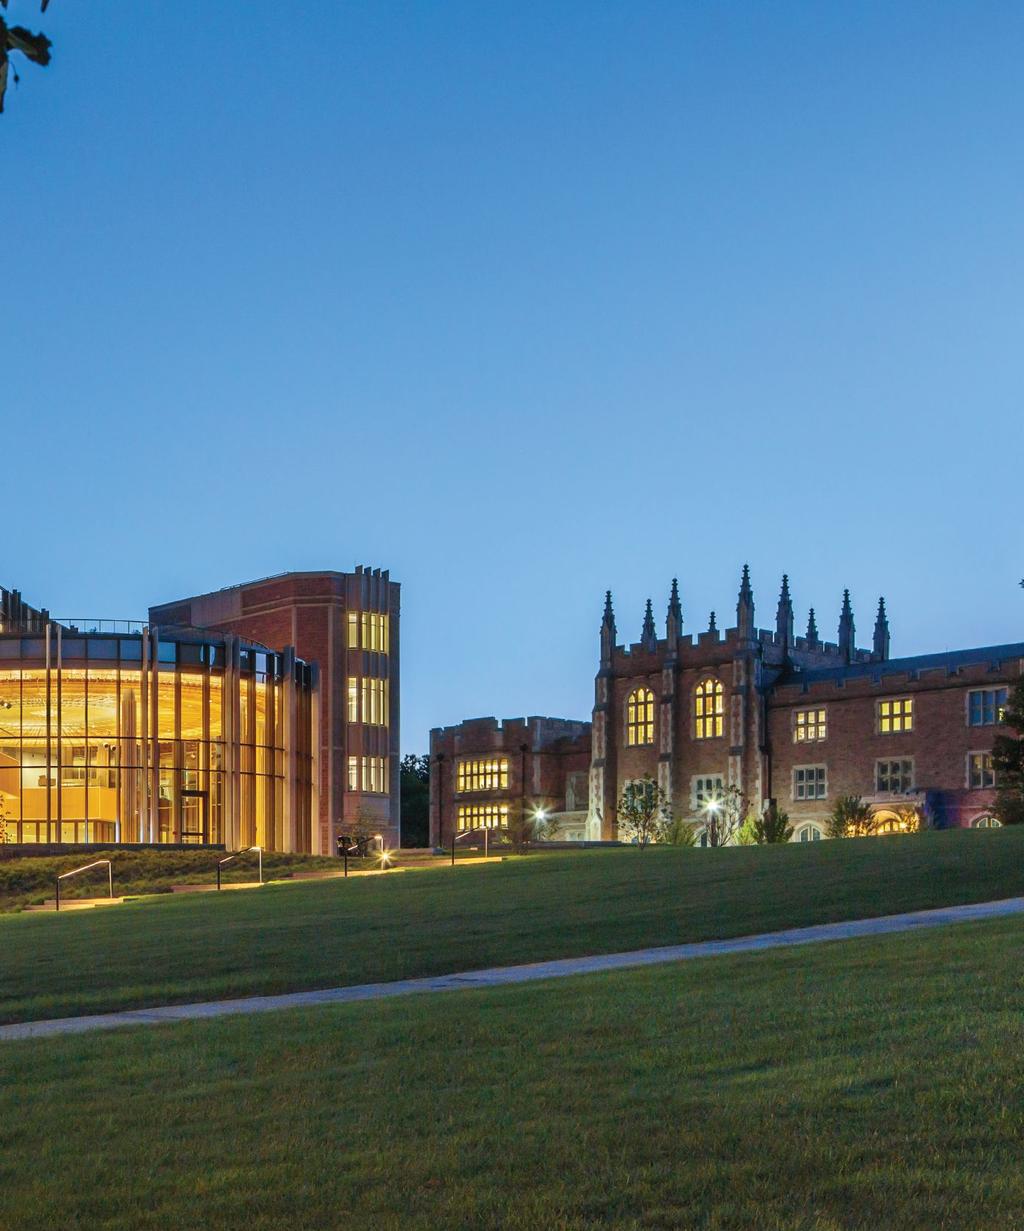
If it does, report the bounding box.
[703,797,721,848]
[520,742,529,852]
[533,806,548,844]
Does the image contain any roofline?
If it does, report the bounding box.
[150,567,396,610]
[784,641,1024,685]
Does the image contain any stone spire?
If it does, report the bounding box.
[775,574,794,655]
[666,578,683,649]
[838,589,855,663]
[641,598,657,651]
[600,590,616,667]
[737,564,755,640]
[806,607,819,647]
[873,596,890,661]
[708,610,718,634]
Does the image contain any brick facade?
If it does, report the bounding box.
[151,568,400,852]
[429,716,591,847]
[429,569,1021,847]
[590,570,1021,840]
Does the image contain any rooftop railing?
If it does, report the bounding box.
[54,619,149,635]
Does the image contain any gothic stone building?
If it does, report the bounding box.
[432,567,1020,847]
[591,568,1021,841]
[430,716,591,847]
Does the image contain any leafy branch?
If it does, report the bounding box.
[1,1,53,113]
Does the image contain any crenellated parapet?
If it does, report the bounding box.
[771,643,1024,705]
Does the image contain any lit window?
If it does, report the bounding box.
[626,687,655,746]
[968,688,1008,727]
[878,698,913,734]
[968,752,996,789]
[347,678,359,723]
[457,803,509,830]
[876,759,914,793]
[794,708,826,742]
[798,824,822,842]
[973,815,1002,829]
[347,755,388,793]
[694,679,724,740]
[456,757,509,793]
[347,611,389,653]
[793,765,827,800]
[692,775,724,811]
[361,678,388,726]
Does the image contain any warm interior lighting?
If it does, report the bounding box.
[695,679,724,740]
[626,687,655,746]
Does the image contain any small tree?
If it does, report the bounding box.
[617,775,669,849]
[533,810,563,842]
[702,784,746,847]
[503,800,548,853]
[735,814,758,845]
[993,679,1024,825]
[894,803,924,834]
[827,795,876,838]
[753,800,794,844]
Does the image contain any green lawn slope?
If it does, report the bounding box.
[0,827,1022,1025]
[2,912,1022,1230]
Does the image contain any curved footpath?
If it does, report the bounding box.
[4,895,1023,1043]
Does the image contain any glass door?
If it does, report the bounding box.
[180,790,208,844]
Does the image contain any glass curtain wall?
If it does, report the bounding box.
[0,632,312,849]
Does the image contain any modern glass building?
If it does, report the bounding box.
[0,601,319,851]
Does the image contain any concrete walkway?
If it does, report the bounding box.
[4,895,1023,1043]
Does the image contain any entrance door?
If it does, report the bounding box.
[180,790,208,844]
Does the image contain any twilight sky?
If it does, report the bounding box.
[4,1,1023,752]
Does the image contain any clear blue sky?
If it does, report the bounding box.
[4,1,1023,752]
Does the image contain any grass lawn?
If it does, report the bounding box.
[0,847,355,913]
[2,913,1023,1230]
[1,827,1022,1026]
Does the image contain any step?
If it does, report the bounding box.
[26,897,126,912]
[170,881,264,893]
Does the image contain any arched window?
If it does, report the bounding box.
[972,815,1002,829]
[797,824,823,843]
[626,687,655,746]
[694,679,724,740]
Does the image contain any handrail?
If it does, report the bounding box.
[55,859,113,912]
[451,825,497,865]
[217,845,262,890]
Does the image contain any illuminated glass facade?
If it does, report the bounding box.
[0,625,318,850]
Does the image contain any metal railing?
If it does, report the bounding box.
[451,826,499,865]
[56,859,113,911]
[55,618,149,635]
[217,845,262,890]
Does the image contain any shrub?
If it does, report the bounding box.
[827,795,876,838]
[753,801,794,844]
[659,815,697,847]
